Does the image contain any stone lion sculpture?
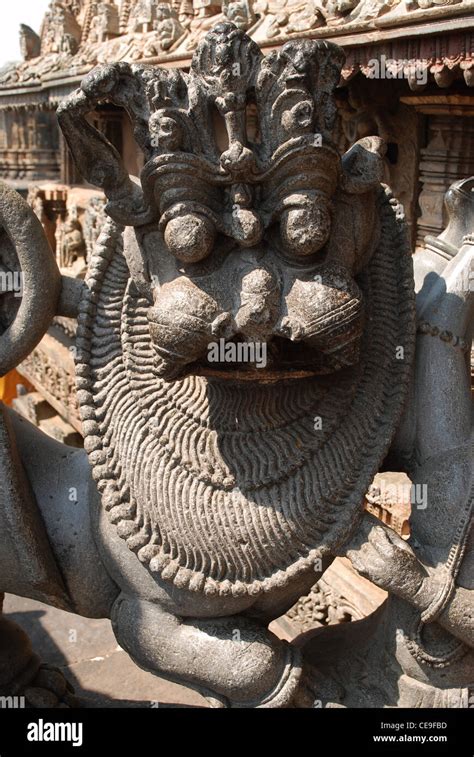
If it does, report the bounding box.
[0,23,471,708]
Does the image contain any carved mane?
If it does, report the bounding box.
[66,24,416,597]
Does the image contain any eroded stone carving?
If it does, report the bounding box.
[2,0,472,92]
[223,0,258,28]
[56,204,87,270]
[407,0,462,8]
[0,23,471,708]
[84,195,107,260]
[86,1,120,44]
[40,0,82,55]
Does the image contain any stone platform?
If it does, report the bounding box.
[3,594,207,708]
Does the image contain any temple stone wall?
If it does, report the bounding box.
[0,110,60,188]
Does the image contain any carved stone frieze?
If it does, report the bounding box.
[283,556,387,636]
[12,390,82,446]
[18,332,81,434]
[0,109,60,186]
[401,0,462,10]
[84,1,121,45]
[26,184,106,271]
[40,0,82,56]
[0,0,472,92]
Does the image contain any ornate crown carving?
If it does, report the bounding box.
[58,22,345,261]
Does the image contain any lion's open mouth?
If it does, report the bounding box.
[170,328,363,383]
[149,298,364,381]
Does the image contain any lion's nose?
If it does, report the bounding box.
[234,266,280,342]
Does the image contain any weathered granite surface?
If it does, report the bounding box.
[0,23,471,707]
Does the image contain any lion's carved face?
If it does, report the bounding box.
[58,24,387,383]
[86,25,387,382]
[64,24,415,598]
[142,205,366,380]
[137,128,385,381]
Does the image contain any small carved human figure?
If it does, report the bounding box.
[87,1,120,45]
[40,1,82,56]
[222,0,257,29]
[128,0,161,32]
[57,205,86,269]
[142,3,185,54]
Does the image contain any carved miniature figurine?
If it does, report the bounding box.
[40,0,82,56]
[57,205,87,270]
[127,0,162,33]
[142,3,186,55]
[0,23,471,708]
[222,0,258,29]
[86,1,120,45]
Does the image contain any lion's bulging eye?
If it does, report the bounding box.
[164,213,216,263]
[280,203,332,257]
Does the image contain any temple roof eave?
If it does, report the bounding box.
[0,5,472,110]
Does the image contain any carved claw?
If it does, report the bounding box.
[343,514,428,603]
